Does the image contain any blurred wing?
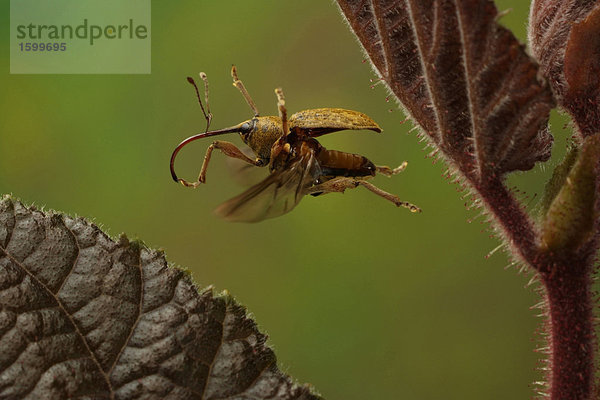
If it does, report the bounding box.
[215,152,321,223]
[225,146,268,187]
[289,108,381,138]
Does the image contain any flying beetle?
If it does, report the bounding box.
[170,66,421,222]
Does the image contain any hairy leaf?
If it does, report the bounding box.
[336,0,555,181]
[529,1,600,136]
[0,196,320,400]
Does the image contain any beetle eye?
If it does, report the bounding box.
[239,122,251,134]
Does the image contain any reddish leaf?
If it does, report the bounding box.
[336,0,554,180]
[529,1,600,136]
[0,196,321,400]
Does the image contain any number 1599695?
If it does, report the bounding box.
[19,42,67,51]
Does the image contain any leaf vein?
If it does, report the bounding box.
[0,249,113,397]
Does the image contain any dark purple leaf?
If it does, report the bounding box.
[529,1,600,136]
[0,195,321,400]
[336,0,555,180]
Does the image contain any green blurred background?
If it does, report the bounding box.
[0,1,572,399]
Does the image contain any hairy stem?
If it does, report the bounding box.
[474,174,596,399]
[543,266,594,399]
[475,176,537,259]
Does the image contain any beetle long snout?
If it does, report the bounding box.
[170,124,244,182]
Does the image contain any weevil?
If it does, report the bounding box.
[170,66,420,222]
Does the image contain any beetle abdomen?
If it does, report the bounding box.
[317,149,376,177]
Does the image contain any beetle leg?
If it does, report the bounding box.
[179,140,262,188]
[376,161,408,177]
[306,176,421,213]
[231,65,260,117]
[357,180,421,212]
[306,177,361,196]
[275,87,288,137]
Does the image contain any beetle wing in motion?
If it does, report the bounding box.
[225,145,269,187]
[214,149,321,223]
[289,108,382,138]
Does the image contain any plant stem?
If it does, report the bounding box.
[473,175,537,262]
[474,174,596,399]
[543,266,594,399]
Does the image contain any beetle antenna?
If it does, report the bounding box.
[187,75,212,131]
[275,87,288,137]
[199,72,212,128]
[170,126,241,182]
[231,65,260,117]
